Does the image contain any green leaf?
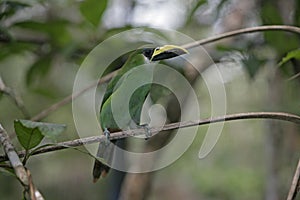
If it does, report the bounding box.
[0,26,12,42]
[214,0,227,21]
[296,0,300,26]
[278,49,300,67]
[18,120,66,139]
[186,0,207,25]
[261,2,298,53]
[26,56,52,87]
[14,120,44,150]
[0,1,30,20]
[0,43,33,61]
[241,53,266,79]
[14,119,66,150]
[0,165,15,177]
[14,20,71,46]
[80,0,108,26]
[261,2,283,24]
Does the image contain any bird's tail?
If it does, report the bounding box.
[92,159,110,182]
[92,140,115,182]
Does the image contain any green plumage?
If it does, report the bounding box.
[92,45,188,182]
[100,52,150,130]
[93,51,151,181]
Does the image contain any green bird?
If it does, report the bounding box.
[93,45,188,182]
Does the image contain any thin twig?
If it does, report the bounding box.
[27,169,44,200]
[0,77,31,118]
[182,25,300,49]
[0,35,46,45]
[287,159,300,200]
[1,111,299,162]
[286,72,300,82]
[30,70,119,121]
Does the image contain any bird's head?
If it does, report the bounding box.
[142,45,188,61]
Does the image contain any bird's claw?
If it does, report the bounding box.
[140,124,152,140]
[103,128,111,146]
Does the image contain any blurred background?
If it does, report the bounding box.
[0,0,300,199]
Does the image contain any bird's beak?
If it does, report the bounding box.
[150,45,188,61]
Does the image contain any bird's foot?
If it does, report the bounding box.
[139,124,152,140]
[103,128,111,146]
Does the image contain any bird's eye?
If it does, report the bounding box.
[155,47,160,51]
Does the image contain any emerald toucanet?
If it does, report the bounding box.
[93,45,188,182]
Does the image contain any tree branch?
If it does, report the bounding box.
[1,111,299,162]
[0,76,30,118]
[287,159,300,200]
[0,123,28,185]
[0,124,44,199]
[182,25,300,49]
[0,36,46,45]
[287,72,300,82]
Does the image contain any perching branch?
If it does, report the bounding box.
[287,159,300,200]
[0,123,44,199]
[1,111,300,162]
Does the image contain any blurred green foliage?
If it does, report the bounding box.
[0,1,29,20]
[0,0,300,199]
[80,0,108,26]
